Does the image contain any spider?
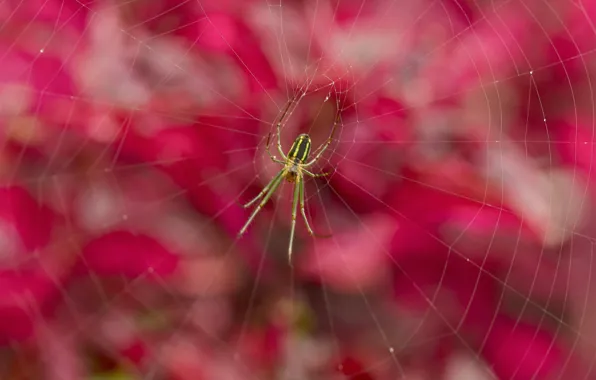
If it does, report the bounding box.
[238,97,338,264]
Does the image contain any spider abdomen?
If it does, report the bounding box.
[287,133,311,164]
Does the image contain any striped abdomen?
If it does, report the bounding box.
[287,133,311,164]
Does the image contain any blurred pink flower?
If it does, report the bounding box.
[0,0,596,379]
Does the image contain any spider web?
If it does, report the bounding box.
[1,0,596,379]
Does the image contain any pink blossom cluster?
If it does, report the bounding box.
[1,0,596,379]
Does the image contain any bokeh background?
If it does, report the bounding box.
[1,0,596,379]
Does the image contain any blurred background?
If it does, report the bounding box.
[1,0,596,378]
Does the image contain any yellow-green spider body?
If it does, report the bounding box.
[285,133,311,182]
[238,102,338,264]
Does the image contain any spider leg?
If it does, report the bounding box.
[299,179,332,238]
[304,168,333,178]
[304,113,340,167]
[238,170,284,237]
[265,133,286,164]
[275,122,286,159]
[242,170,284,209]
[288,176,301,265]
[268,97,297,162]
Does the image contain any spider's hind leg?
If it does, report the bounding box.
[299,178,332,239]
[239,170,284,236]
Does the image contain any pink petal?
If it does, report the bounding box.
[4,0,88,30]
[2,48,78,130]
[299,213,397,290]
[115,0,201,38]
[389,177,473,222]
[79,231,179,278]
[441,205,542,261]
[160,337,207,380]
[393,253,498,327]
[481,315,582,380]
[329,95,410,213]
[337,356,374,380]
[120,340,147,365]
[38,321,84,380]
[232,326,281,372]
[553,119,596,189]
[0,272,59,343]
[423,0,543,100]
[196,13,277,92]
[172,255,241,297]
[0,186,55,253]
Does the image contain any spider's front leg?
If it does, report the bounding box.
[266,133,286,164]
[267,97,296,163]
[275,123,286,159]
[304,168,334,178]
[303,114,340,167]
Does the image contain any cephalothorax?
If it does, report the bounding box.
[238,97,338,264]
